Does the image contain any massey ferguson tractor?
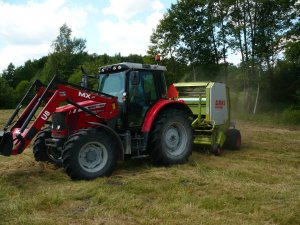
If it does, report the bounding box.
[0,62,241,180]
[0,63,194,180]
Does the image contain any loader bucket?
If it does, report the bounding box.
[0,131,13,156]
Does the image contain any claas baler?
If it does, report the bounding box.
[174,82,241,155]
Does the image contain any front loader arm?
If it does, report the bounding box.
[0,76,118,156]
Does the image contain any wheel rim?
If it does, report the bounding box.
[163,123,188,156]
[78,141,108,173]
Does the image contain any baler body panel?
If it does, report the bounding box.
[174,82,232,151]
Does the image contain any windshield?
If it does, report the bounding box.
[98,72,125,102]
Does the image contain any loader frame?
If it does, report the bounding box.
[0,76,118,156]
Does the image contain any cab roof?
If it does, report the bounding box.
[99,62,167,74]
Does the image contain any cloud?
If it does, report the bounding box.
[152,0,164,11]
[102,0,153,19]
[98,20,150,55]
[98,0,165,56]
[0,0,88,70]
[0,44,49,69]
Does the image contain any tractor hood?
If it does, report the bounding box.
[55,100,108,114]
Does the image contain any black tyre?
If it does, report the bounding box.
[33,127,62,166]
[224,129,241,150]
[62,129,117,180]
[212,144,222,156]
[149,109,193,165]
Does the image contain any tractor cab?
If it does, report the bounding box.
[97,63,168,129]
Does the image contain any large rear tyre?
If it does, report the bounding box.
[224,129,241,150]
[62,129,117,180]
[149,109,193,165]
[33,127,62,166]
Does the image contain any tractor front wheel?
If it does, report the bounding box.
[149,109,193,165]
[33,127,62,166]
[62,129,117,180]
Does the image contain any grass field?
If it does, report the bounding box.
[0,110,299,225]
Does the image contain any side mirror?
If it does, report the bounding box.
[80,66,89,88]
[130,71,140,85]
[81,74,89,88]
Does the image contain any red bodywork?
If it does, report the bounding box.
[141,99,186,133]
[52,100,110,137]
[8,83,118,156]
[141,84,185,132]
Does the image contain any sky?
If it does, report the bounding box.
[0,0,177,70]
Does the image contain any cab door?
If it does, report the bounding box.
[127,70,158,128]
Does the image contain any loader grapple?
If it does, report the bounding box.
[0,131,13,156]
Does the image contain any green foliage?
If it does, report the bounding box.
[41,23,87,82]
[0,77,16,109]
[1,63,16,87]
[15,58,47,84]
[15,80,31,102]
[149,0,221,65]
[52,23,86,55]
[281,107,300,125]
[285,41,300,64]
[15,80,30,94]
[149,0,300,111]
[68,69,82,85]
[272,61,300,102]
[157,58,189,85]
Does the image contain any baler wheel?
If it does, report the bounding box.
[62,128,117,180]
[149,109,193,165]
[33,127,62,166]
[224,129,241,150]
[212,144,222,156]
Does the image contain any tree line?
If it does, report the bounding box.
[0,0,299,116]
[149,0,300,113]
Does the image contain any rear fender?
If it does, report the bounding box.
[141,99,192,133]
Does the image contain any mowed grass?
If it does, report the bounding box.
[0,110,299,225]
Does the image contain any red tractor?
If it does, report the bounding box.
[0,63,193,180]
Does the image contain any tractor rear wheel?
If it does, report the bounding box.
[149,109,193,165]
[224,129,241,150]
[33,127,62,166]
[62,129,117,180]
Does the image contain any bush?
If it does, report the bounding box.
[0,78,16,108]
[281,107,300,125]
[16,80,30,97]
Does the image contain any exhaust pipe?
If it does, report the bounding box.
[0,131,13,156]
